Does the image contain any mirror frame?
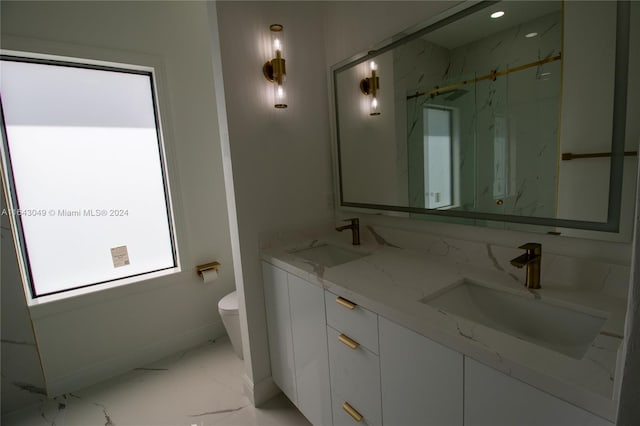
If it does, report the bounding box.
[331,0,631,233]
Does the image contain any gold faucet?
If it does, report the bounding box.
[510,243,542,289]
[336,218,360,245]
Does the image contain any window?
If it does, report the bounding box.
[423,107,454,209]
[493,115,510,201]
[0,54,177,299]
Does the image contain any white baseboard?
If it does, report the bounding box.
[242,373,281,406]
[45,321,226,397]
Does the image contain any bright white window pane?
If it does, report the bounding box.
[0,58,176,297]
[424,108,452,209]
[493,115,508,199]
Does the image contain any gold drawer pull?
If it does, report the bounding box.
[338,333,360,350]
[342,402,363,422]
[336,296,357,310]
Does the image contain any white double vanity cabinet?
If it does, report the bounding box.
[262,261,614,426]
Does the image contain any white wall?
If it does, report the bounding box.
[1,0,235,401]
[557,2,616,224]
[1,185,47,413]
[337,50,401,205]
[618,155,640,425]
[616,3,640,424]
[323,1,461,67]
[558,1,640,242]
[215,1,335,404]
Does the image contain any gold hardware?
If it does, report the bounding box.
[262,58,286,84]
[196,261,220,277]
[407,55,561,101]
[338,333,360,350]
[561,151,637,161]
[359,75,379,96]
[263,24,287,108]
[510,243,542,289]
[336,296,357,310]
[336,218,360,245]
[342,402,363,422]
[496,199,504,205]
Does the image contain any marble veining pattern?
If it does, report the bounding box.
[2,338,310,426]
[261,224,629,422]
[365,225,400,248]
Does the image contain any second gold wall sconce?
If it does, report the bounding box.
[360,61,380,116]
[263,24,288,109]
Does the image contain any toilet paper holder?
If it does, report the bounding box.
[196,261,220,277]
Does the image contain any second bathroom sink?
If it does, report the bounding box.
[421,279,607,359]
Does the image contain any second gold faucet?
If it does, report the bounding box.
[336,218,360,245]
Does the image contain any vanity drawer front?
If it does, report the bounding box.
[325,290,379,354]
[327,326,382,426]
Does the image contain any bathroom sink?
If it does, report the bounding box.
[289,243,368,267]
[421,279,607,359]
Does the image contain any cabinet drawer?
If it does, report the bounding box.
[327,326,382,426]
[325,290,379,354]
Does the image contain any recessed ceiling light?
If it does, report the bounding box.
[525,32,539,38]
[490,11,505,19]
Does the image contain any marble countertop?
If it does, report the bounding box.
[261,226,628,422]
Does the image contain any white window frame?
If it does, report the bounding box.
[422,104,461,210]
[0,51,180,305]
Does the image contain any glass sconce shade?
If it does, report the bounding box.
[263,24,287,108]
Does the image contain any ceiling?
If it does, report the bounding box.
[423,1,562,50]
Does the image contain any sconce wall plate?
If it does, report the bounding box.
[359,76,379,95]
[263,58,286,84]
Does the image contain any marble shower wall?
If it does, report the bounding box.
[399,10,561,218]
[395,37,450,208]
[449,10,562,219]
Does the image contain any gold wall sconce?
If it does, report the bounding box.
[360,61,380,116]
[263,24,287,109]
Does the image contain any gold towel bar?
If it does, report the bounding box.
[562,151,637,161]
[407,54,561,101]
[196,261,220,277]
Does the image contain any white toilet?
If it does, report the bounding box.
[218,290,243,359]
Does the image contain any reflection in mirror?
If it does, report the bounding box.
[405,5,561,220]
[333,1,637,238]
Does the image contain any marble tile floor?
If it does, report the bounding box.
[2,337,311,426]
